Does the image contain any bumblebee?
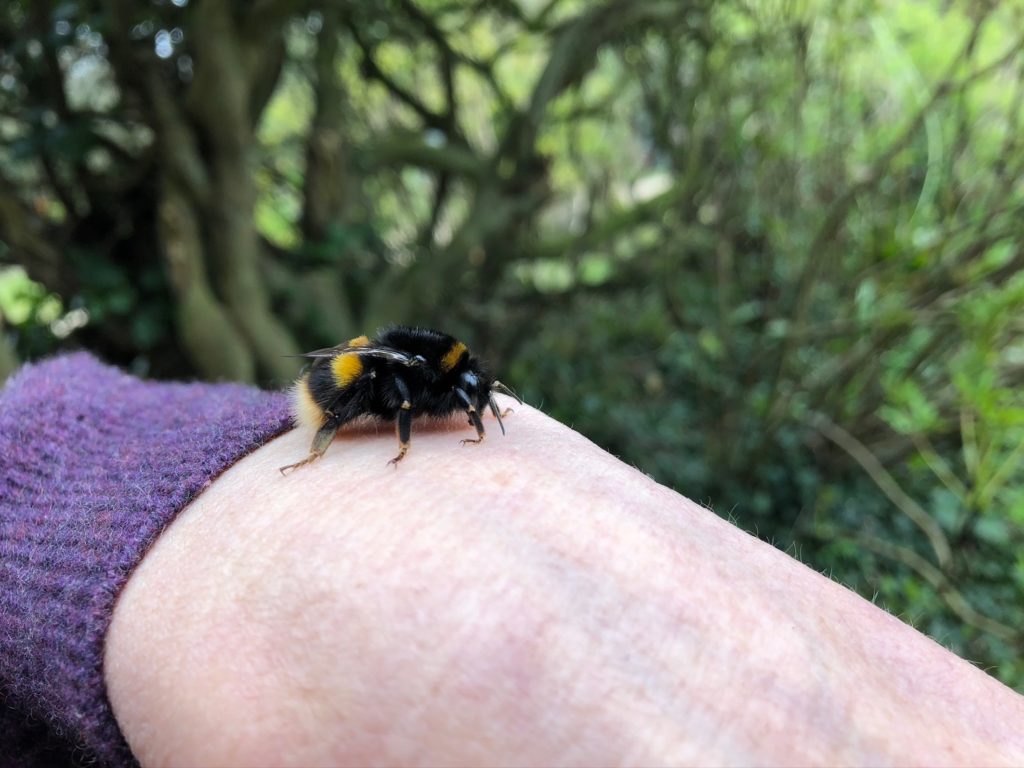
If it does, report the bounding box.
[280,326,520,474]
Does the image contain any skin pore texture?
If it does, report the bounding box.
[104,403,1024,767]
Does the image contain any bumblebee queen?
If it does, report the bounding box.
[280,326,519,473]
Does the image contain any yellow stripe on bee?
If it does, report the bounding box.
[441,341,467,372]
[331,352,364,388]
[290,374,326,429]
[346,335,370,347]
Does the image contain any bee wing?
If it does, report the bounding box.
[295,344,348,359]
[298,343,420,367]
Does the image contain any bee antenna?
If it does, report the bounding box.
[488,395,506,435]
[491,380,523,404]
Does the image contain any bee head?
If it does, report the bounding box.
[458,367,493,413]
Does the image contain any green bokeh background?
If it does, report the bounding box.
[2,0,1022,689]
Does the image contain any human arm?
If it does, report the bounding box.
[105,405,1024,766]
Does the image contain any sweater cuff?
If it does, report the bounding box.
[0,354,292,766]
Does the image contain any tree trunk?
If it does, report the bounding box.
[158,182,256,381]
[187,0,301,383]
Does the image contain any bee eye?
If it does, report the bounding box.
[411,355,427,366]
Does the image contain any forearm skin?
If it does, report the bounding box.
[105,405,1024,767]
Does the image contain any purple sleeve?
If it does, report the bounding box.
[0,353,292,766]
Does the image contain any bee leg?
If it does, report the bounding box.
[279,420,339,475]
[387,406,412,466]
[460,409,485,445]
[455,387,486,445]
[388,376,413,467]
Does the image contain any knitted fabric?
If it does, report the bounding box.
[0,354,292,766]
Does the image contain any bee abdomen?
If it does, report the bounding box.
[289,373,327,429]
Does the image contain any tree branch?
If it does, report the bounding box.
[813,415,954,571]
[347,21,452,133]
[846,532,1019,644]
[395,0,459,131]
[499,0,693,163]
[361,135,484,177]
[765,15,1024,427]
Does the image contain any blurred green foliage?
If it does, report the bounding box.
[1,0,1022,687]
